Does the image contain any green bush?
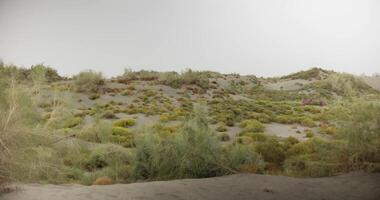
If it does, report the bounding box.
[85,144,130,171]
[113,118,136,128]
[287,141,314,156]
[225,144,265,173]
[240,119,265,133]
[62,117,83,128]
[255,139,285,166]
[73,70,105,93]
[242,132,268,142]
[305,130,314,138]
[133,105,225,180]
[216,123,228,132]
[110,127,134,147]
[284,155,338,177]
[338,102,380,164]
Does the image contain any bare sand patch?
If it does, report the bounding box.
[265,123,326,141]
[264,79,314,91]
[3,172,379,200]
[361,76,380,91]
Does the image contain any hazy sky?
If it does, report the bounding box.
[0,0,379,77]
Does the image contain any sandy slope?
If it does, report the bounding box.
[361,76,380,91]
[2,172,379,200]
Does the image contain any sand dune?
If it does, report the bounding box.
[2,172,379,200]
[361,76,380,91]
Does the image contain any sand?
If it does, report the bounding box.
[361,76,380,91]
[265,123,328,141]
[2,172,379,200]
[264,79,314,91]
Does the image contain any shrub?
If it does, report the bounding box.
[216,123,228,132]
[113,118,136,128]
[73,70,105,93]
[287,141,314,156]
[243,132,268,142]
[337,102,380,164]
[240,119,265,133]
[305,130,314,138]
[111,127,134,147]
[78,121,112,143]
[319,124,337,135]
[85,144,130,171]
[225,144,265,173]
[89,93,100,100]
[62,117,83,128]
[300,117,316,127]
[133,105,226,180]
[284,155,338,177]
[255,139,285,166]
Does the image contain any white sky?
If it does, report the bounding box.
[0,0,379,77]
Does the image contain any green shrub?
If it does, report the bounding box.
[73,70,105,93]
[337,102,380,164]
[305,130,314,138]
[242,132,268,142]
[133,105,225,180]
[89,93,100,100]
[284,155,338,177]
[300,117,316,127]
[85,144,130,171]
[225,144,265,173]
[287,141,314,156]
[78,121,112,143]
[113,118,136,128]
[255,139,285,166]
[319,124,337,135]
[62,117,83,128]
[216,123,228,132]
[240,119,265,133]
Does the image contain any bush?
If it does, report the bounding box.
[85,144,130,171]
[73,70,105,93]
[113,118,136,128]
[305,130,314,138]
[133,105,226,180]
[319,124,337,135]
[284,155,338,177]
[240,119,265,133]
[255,139,285,166]
[337,102,380,164]
[78,121,112,143]
[242,132,268,142]
[111,127,134,147]
[225,144,265,173]
[216,123,228,132]
[287,141,314,156]
[62,117,83,128]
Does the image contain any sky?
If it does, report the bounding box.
[0,0,379,77]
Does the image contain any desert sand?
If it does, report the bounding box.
[2,172,379,200]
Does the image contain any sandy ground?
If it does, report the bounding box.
[265,123,325,141]
[264,79,314,91]
[2,172,379,200]
[361,76,380,91]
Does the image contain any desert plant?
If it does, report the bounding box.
[113,118,136,128]
[133,105,226,180]
[73,70,105,93]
